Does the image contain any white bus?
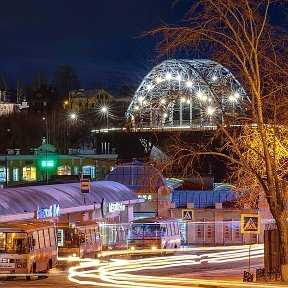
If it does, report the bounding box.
[0,221,57,280]
[128,217,181,251]
[57,221,101,258]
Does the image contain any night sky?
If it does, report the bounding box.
[0,0,286,94]
[0,0,189,94]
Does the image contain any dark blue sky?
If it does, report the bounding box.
[0,0,286,94]
[0,0,189,93]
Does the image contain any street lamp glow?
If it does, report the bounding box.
[165,73,172,81]
[176,75,181,81]
[212,75,218,81]
[207,107,215,115]
[70,113,77,120]
[228,95,236,102]
[138,96,144,103]
[156,77,162,83]
[101,106,109,129]
[101,107,108,113]
[202,95,208,101]
[147,84,153,91]
[180,97,186,103]
[160,99,166,104]
[186,81,193,88]
[196,91,203,99]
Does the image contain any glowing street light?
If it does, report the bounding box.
[70,113,77,120]
[101,106,109,130]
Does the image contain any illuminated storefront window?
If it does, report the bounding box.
[74,166,79,175]
[13,168,19,181]
[57,165,71,175]
[22,166,36,181]
[82,165,95,179]
[0,167,9,182]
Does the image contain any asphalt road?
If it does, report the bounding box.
[0,245,274,288]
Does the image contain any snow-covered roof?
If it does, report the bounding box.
[0,181,137,216]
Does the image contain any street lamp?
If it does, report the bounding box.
[101,106,109,130]
[42,116,49,143]
[70,113,77,120]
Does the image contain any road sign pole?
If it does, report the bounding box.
[248,232,251,273]
[80,179,90,205]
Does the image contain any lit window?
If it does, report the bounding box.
[82,165,95,179]
[74,166,79,175]
[13,168,19,181]
[0,167,8,182]
[57,165,71,176]
[23,166,36,181]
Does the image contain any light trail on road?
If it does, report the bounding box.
[67,244,282,287]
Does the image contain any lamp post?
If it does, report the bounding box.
[42,117,49,143]
[45,148,48,185]
[101,107,109,130]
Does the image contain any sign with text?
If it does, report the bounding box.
[81,179,90,193]
[241,214,261,234]
[35,204,60,219]
[108,202,125,213]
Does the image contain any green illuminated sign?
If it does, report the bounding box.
[41,160,54,167]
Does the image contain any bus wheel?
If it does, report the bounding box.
[6,276,16,280]
[26,264,37,281]
[39,261,51,279]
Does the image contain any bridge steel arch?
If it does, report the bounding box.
[126,59,249,130]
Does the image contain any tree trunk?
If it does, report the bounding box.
[277,216,288,282]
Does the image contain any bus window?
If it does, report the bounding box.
[90,229,96,243]
[6,233,29,253]
[88,229,93,244]
[79,231,86,244]
[33,231,39,249]
[38,230,45,248]
[166,224,171,236]
[143,224,160,239]
[44,229,50,247]
[170,223,175,236]
[130,224,144,239]
[160,226,166,237]
[49,228,56,246]
[0,232,5,252]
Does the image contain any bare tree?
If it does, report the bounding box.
[146,0,288,280]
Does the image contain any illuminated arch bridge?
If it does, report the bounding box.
[126,59,249,130]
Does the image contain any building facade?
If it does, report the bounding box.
[0,140,117,186]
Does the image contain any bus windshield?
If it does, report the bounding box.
[129,224,164,240]
[0,232,29,254]
[57,228,81,248]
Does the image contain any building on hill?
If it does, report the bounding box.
[0,137,117,186]
[65,89,116,111]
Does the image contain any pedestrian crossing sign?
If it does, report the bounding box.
[241,214,261,234]
[182,209,194,221]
